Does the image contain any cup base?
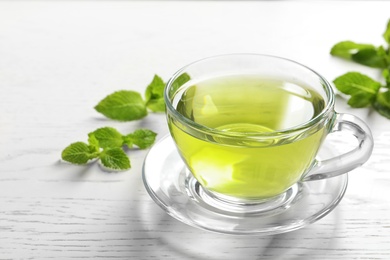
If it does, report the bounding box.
[185,169,300,216]
[143,135,348,235]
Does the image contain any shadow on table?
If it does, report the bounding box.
[137,198,342,260]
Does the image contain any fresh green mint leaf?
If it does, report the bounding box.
[351,46,388,68]
[124,129,157,149]
[373,90,390,119]
[61,142,99,164]
[100,148,131,170]
[333,72,381,107]
[89,127,124,149]
[383,19,390,44]
[145,75,166,112]
[330,41,376,60]
[146,98,165,113]
[95,90,147,121]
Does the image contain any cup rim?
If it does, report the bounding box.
[164,53,335,138]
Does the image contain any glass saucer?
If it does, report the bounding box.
[142,135,348,236]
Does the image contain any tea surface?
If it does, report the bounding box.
[169,75,327,199]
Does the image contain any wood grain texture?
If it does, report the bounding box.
[1,1,390,259]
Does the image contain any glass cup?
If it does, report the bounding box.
[164,54,373,211]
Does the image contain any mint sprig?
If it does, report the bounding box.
[63,73,190,172]
[62,127,157,171]
[330,19,390,118]
[94,75,167,121]
[94,73,190,121]
[333,72,381,107]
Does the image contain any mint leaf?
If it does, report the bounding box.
[61,142,99,164]
[145,75,166,112]
[124,129,157,149]
[383,19,390,44]
[351,46,388,68]
[373,90,390,119]
[346,92,376,108]
[333,72,381,107]
[95,90,147,121]
[62,126,156,170]
[89,127,123,149]
[330,41,387,68]
[87,134,100,152]
[100,148,131,170]
[330,41,376,59]
[146,98,166,113]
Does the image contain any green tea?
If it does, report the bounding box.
[168,75,327,199]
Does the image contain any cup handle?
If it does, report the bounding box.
[302,113,374,182]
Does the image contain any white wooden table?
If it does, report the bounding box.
[1,1,389,259]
